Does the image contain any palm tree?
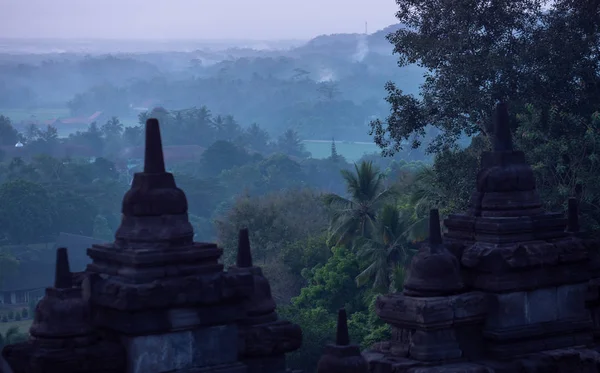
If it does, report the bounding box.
[354,204,420,291]
[323,161,394,246]
[409,166,447,217]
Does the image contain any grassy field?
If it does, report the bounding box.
[0,319,32,335]
[0,108,70,122]
[304,140,379,162]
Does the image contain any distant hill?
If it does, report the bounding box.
[292,24,404,56]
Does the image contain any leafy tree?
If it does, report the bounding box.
[324,161,393,245]
[68,122,105,154]
[200,140,250,177]
[23,123,40,143]
[51,189,98,236]
[0,115,19,146]
[279,306,335,373]
[243,123,271,153]
[293,245,363,313]
[515,105,600,229]
[0,179,55,244]
[28,125,59,155]
[213,115,242,141]
[371,0,600,154]
[275,129,310,158]
[215,188,328,266]
[6,157,39,182]
[354,204,417,291]
[122,124,143,147]
[329,138,343,163]
[101,116,124,138]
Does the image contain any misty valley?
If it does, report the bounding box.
[1,1,600,372]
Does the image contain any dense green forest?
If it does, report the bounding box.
[1,0,600,371]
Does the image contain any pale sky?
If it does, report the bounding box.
[0,0,399,40]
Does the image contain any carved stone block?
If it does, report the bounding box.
[122,325,238,373]
[95,303,245,335]
[376,292,488,330]
[2,339,125,373]
[409,329,462,362]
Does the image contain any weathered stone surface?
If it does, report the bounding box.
[408,363,492,373]
[462,238,587,273]
[242,356,285,373]
[87,270,253,312]
[485,284,591,333]
[376,292,488,330]
[465,261,590,292]
[94,303,246,335]
[174,363,247,373]
[409,329,462,362]
[239,321,302,358]
[123,325,238,373]
[2,339,125,373]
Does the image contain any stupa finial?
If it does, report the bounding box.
[54,247,72,289]
[336,308,350,346]
[567,197,580,233]
[493,102,513,152]
[144,118,166,174]
[429,209,443,246]
[236,228,253,268]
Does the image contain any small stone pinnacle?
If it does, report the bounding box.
[493,102,513,152]
[336,308,350,346]
[54,247,72,289]
[429,209,443,246]
[144,118,166,174]
[567,197,580,233]
[236,228,253,268]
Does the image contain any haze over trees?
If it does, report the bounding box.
[0,0,598,371]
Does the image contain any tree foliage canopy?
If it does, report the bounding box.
[371,0,600,153]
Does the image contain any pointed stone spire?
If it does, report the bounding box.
[317,308,368,373]
[117,117,188,219]
[567,197,580,233]
[403,208,463,297]
[429,209,443,247]
[336,308,350,346]
[576,183,583,199]
[237,228,253,268]
[144,118,166,174]
[54,247,72,289]
[493,102,513,152]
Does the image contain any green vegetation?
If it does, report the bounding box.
[0,1,598,372]
[303,140,379,161]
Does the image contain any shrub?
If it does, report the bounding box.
[21,308,28,319]
[14,313,21,321]
[1,316,7,323]
[7,310,14,320]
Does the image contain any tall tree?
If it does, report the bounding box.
[324,161,394,245]
[0,180,55,244]
[0,116,19,146]
[354,204,417,291]
[371,0,600,154]
[276,129,310,158]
